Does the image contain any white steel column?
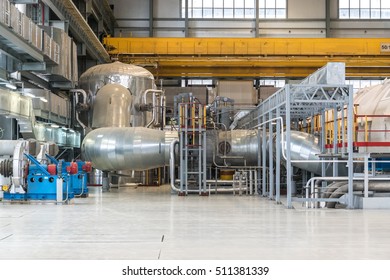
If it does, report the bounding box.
[285,85,293,209]
[268,111,274,199]
[275,107,281,204]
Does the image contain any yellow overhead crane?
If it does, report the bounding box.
[103,37,390,79]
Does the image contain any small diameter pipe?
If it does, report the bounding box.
[71,89,88,135]
[74,173,85,197]
[169,139,255,194]
[170,139,180,192]
[143,89,164,128]
[304,176,390,207]
[146,92,157,128]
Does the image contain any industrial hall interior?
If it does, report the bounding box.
[1,0,390,260]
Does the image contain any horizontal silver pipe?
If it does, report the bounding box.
[83,124,345,177]
[82,127,168,171]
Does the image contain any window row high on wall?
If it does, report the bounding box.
[181,0,286,19]
[181,0,390,19]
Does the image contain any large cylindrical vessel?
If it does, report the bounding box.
[353,80,390,153]
[92,84,133,128]
[79,61,155,127]
[82,127,169,171]
[216,130,259,166]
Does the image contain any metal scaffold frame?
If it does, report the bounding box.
[178,101,207,196]
[237,62,354,209]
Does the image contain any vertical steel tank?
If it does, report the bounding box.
[78,61,155,127]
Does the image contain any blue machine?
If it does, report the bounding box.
[46,154,89,197]
[3,154,90,202]
[3,154,74,201]
[26,162,74,200]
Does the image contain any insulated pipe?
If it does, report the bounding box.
[326,182,390,208]
[82,127,168,171]
[83,123,346,179]
[71,89,88,134]
[321,181,349,199]
[143,89,164,128]
[169,139,180,192]
[146,92,157,128]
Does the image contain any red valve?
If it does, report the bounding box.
[67,162,78,174]
[47,164,57,175]
[82,161,92,173]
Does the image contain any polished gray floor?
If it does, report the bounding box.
[1,185,390,260]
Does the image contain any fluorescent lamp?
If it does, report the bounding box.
[5,83,17,90]
[24,92,36,98]
[40,97,48,102]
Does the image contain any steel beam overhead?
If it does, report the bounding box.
[104,37,390,78]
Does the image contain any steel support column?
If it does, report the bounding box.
[275,107,281,203]
[326,0,331,38]
[184,0,189,37]
[286,84,293,208]
[268,111,274,199]
[347,85,354,208]
[333,106,339,176]
[255,0,259,38]
[149,0,154,37]
[262,115,267,196]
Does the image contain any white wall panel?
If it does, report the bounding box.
[154,31,185,37]
[116,19,149,28]
[109,0,149,19]
[154,20,185,28]
[288,0,325,19]
[154,0,180,18]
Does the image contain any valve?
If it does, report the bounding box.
[1,185,9,192]
[66,162,78,175]
[82,161,92,173]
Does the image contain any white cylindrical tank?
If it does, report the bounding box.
[79,61,155,127]
[92,84,133,128]
[82,127,170,171]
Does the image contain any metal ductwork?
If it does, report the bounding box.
[0,87,80,147]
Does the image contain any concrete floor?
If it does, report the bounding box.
[1,185,390,260]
